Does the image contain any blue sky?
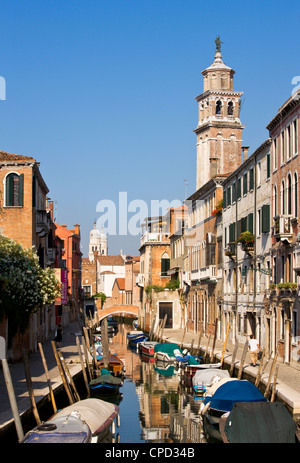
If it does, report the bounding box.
[0,0,299,256]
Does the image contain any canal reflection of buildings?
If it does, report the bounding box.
[138,360,206,443]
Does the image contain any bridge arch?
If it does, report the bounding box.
[97,305,139,322]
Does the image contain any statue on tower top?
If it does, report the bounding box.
[215,35,223,53]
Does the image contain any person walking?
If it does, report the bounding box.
[55,324,63,348]
[248,334,260,366]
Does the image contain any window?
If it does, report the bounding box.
[228,101,234,116]
[281,131,285,164]
[294,173,298,217]
[267,153,270,179]
[273,186,277,216]
[273,139,277,170]
[227,186,231,206]
[237,177,241,200]
[293,119,298,155]
[5,173,24,207]
[161,253,170,277]
[249,167,254,190]
[257,209,261,236]
[287,125,292,159]
[281,181,285,214]
[288,174,292,215]
[243,172,248,195]
[262,204,270,233]
[216,100,222,115]
[257,162,261,186]
[232,182,236,203]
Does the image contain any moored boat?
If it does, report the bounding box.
[89,368,123,394]
[98,353,125,376]
[21,398,119,443]
[127,330,148,346]
[201,379,267,424]
[153,342,201,365]
[139,340,158,357]
[219,401,299,443]
[182,361,220,383]
[192,368,230,394]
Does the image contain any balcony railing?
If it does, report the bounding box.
[273,215,293,242]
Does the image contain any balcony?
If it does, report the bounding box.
[225,243,236,260]
[199,265,217,282]
[36,209,49,236]
[136,273,145,287]
[273,215,293,243]
[140,232,169,248]
[47,247,56,264]
[293,245,300,275]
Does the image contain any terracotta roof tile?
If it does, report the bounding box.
[97,255,125,266]
[0,150,36,162]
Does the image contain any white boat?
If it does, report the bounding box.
[192,368,230,394]
[22,398,119,443]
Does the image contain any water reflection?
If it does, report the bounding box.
[96,322,214,444]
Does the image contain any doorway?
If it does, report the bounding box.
[159,302,173,328]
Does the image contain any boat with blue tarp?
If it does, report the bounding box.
[89,368,123,394]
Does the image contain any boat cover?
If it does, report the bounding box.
[89,373,122,388]
[154,343,182,355]
[204,380,267,412]
[224,402,297,443]
[193,368,230,387]
[52,398,119,434]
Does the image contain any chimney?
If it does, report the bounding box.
[242,146,250,162]
[74,224,80,236]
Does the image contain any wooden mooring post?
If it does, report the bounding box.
[38,342,57,414]
[51,341,74,405]
[76,336,90,397]
[23,349,41,426]
[220,322,230,367]
[180,324,187,350]
[0,337,24,442]
[159,314,168,343]
[237,340,248,380]
[264,351,278,398]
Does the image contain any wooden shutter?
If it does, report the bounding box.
[5,174,14,206]
[227,187,231,206]
[18,174,24,207]
[249,168,254,190]
[248,213,254,234]
[237,177,241,200]
[267,153,270,179]
[223,188,227,208]
[243,172,247,195]
[232,182,236,203]
[262,204,270,233]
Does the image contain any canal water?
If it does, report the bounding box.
[97,322,214,444]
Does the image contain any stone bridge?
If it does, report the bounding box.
[97,305,139,322]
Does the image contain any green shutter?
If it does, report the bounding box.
[237,219,241,238]
[241,217,247,233]
[223,188,227,208]
[6,174,14,206]
[267,153,270,179]
[250,168,253,190]
[262,204,270,233]
[232,182,236,203]
[227,187,231,206]
[243,172,248,195]
[248,213,254,234]
[161,258,170,276]
[18,174,24,207]
[229,222,236,243]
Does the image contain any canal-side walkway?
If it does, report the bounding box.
[163,328,300,418]
[1,322,300,440]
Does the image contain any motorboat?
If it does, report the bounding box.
[138,340,158,357]
[89,368,123,394]
[192,368,230,394]
[201,379,267,424]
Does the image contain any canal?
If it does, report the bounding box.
[97,322,213,444]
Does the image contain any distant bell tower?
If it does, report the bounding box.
[195,36,245,190]
[88,221,108,262]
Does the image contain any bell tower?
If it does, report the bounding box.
[195,37,245,190]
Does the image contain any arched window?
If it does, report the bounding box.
[5,173,24,207]
[288,173,292,215]
[273,185,277,216]
[294,172,298,217]
[281,180,285,215]
[228,101,234,116]
[161,252,170,277]
[216,100,222,115]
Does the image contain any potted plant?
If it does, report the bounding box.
[212,199,223,217]
[237,231,255,253]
